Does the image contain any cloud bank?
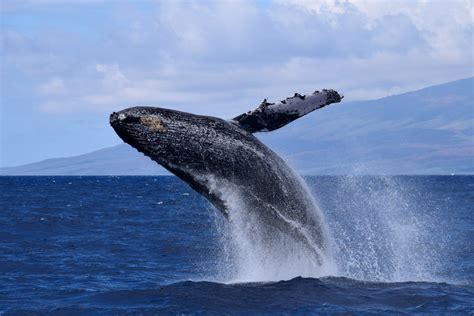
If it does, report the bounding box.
[3,0,473,117]
[1,0,473,166]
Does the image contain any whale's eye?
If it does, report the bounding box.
[140,116,167,133]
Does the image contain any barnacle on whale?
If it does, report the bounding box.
[140,116,167,133]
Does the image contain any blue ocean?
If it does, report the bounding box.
[1,176,473,314]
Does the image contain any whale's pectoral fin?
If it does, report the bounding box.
[231,89,343,133]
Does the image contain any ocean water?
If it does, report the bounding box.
[0,176,473,314]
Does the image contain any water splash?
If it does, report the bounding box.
[204,172,448,284]
[314,175,449,283]
[204,175,336,283]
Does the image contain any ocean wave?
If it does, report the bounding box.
[4,277,473,315]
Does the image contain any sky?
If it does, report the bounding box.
[1,0,473,167]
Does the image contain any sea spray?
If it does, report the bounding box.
[204,173,448,284]
[309,175,449,283]
[203,174,337,282]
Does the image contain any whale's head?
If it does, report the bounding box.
[110,107,170,153]
[111,106,204,168]
[110,106,244,186]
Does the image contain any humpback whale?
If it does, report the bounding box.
[110,89,343,267]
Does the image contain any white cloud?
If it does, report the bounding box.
[3,0,473,117]
[283,0,473,60]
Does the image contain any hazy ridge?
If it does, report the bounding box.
[1,77,472,175]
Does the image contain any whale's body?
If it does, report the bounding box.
[110,89,342,265]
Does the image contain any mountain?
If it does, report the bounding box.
[261,77,473,174]
[1,78,473,175]
[0,145,167,176]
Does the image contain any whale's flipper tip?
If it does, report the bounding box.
[232,89,343,133]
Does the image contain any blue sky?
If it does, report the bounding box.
[1,0,473,167]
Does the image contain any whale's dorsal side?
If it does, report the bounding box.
[232,89,343,133]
